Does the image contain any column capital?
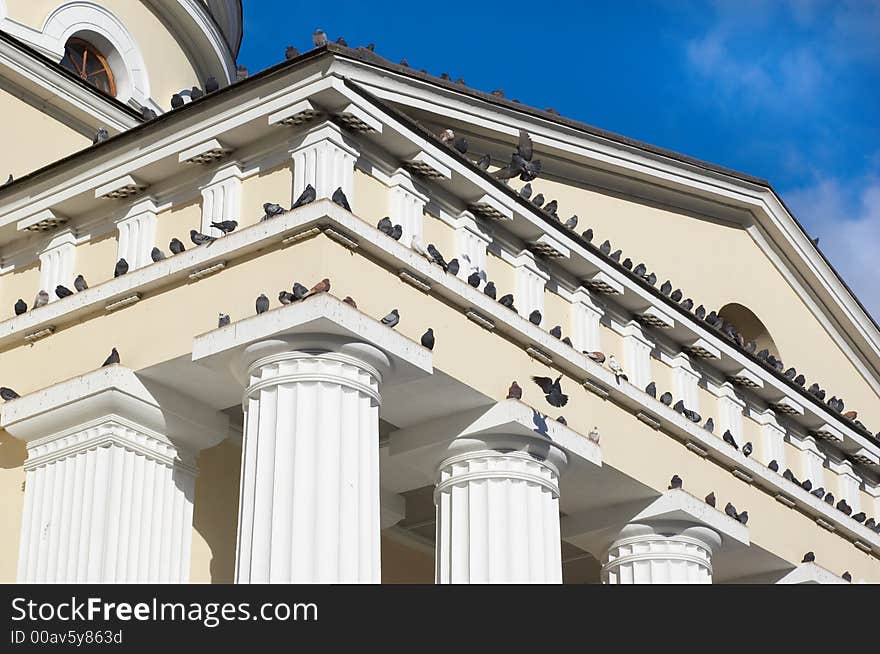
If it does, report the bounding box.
[288,121,360,159]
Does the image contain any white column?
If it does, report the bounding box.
[791,435,826,486]
[671,353,701,412]
[714,382,746,441]
[116,198,158,270]
[622,321,653,390]
[830,459,862,513]
[388,169,428,247]
[435,434,567,583]
[570,287,603,353]
[38,230,76,301]
[755,408,787,468]
[200,164,243,236]
[514,250,549,319]
[602,523,721,584]
[290,123,359,204]
[235,339,389,583]
[454,211,492,280]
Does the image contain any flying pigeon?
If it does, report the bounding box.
[34,290,49,308]
[14,299,26,315]
[528,310,542,326]
[102,348,120,367]
[483,281,497,299]
[313,29,328,47]
[255,294,269,314]
[507,381,523,400]
[532,375,569,407]
[55,285,73,299]
[493,130,542,181]
[292,184,316,209]
[330,186,351,212]
[211,220,238,235]
[381,309,400,328]
[190,230,215,246]
[114,258,129,277]
[218,313,230,327]
[1,387,21,401]
[170,238,186,254]
[421,328,435,350]
[151,247,166,262]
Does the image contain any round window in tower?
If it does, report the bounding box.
[61,37,116,97]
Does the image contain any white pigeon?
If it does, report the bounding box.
[33,290,49,309]
[410,235,432,262]
[608,355,627,382]
[588,426,600,444]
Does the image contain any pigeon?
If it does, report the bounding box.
[609,250,622,262]
[427,244,448,270]
[0,386,20,401]
[262,203,286,220]
[205,76,220,93]
[660,392,673,406]
[532,375,568,407]
[852,512,866,523]
[483,281,496,299]
[794,374,806,387]
[725,502,739,520]
[446,259,460,276]
[171,93,184,109]
[543,200,558,216]
[705,492,716,507]
[141,107,157,121]
[622,258,633,270]
[308,278,331,296]
[519,183,533,199]
[704,417,715,433]
[532,193,545,207]
[150,247,166,263]
[410,235,431,261]
[680,299,694,311]
[722,430,739,450]
[507,381,523,400]
[93,127,109,144]
[742,442,753,457]
[768,460,779,472]
[660,281,672,296]
[599,240,612,256]
[342,296,357,308]
[114,258,129,277]
[420,328,435,350]
[811,487,825,498]
[528,310,542,326]
[608,355,627,382]
[278,291,295,305]
[673,400,685,414]
[34,290,49,308]
[313,29,328,47]
[836,499,852,516]
[562,337,573,346]
[190,230,215,246]
[645,382,657,398]
[784,368,796,380]
[801,479,812,491]
[737,511,749,525]
[381,309,400,328]
[14,299,26,315]
[499,294,515,310]
[190,86,204,100]
[549,326,562,339]
[218,313,230,327]
[467,271,481,288]
[783,469,798,484]
[336,37,348,46]
[285,46,299,60]
[632,263,647,277]
[493,130,542,182]
[643,272,657,286]
[824,492,834,504]
[476,154,490,170]
[865,518,876,529]
[668,475,683,490]
[102,348,120,367]
[55,285,73,299]
[585,351,606,364]
[211,220,238,235]
[292,184,316,209]
[581,228,593,242]
[170,238,185,254]
[330,186,351,212]
[695,305,706,320]
[377,217,393,235]
[564,215,578,230]
[451,136,468,155]
[842,572,852,582]
[843,410,858,421]
[390,225,403,241]
[670,289,683,303]
[556,416,567,425]
[255,294,269,314]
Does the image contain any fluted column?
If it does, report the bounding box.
[434,434,567,583]
[602,523,721,584]
[290,123,359,204]
[235,339,389,583]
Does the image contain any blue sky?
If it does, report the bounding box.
[238,0,880,318]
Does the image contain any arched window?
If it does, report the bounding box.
[718,303,779,356]
[61,37,116,96]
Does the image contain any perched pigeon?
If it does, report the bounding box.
[190,230,215,246]
[852,512,866,523]
[331,187,351,211]
[670,289,683,303]
[563,215,578,230]
[255,294,270,314]
[836,499,852,516]
[704,417,715,433]
[802,551,815,563]
[476,154,491,170]
[543,200,558,216]
[114,258,129,277]
[211,220,238,235]
[292,184,316,209]
[313,29,328,47]
[507,381,523,400]
[483,281,497,299]
[599,240,612,256]
[447,259,460,277]
[622,258,633,270]
[190,86,204,100]
[722,430,738,450]
[519,183,533,199]
[737,511,749,525]
[218,313,230,327]
[842,571,852,582]
[581,228,593,242]
[151,247,166,262]
[308,278,331,295]
[205,76,220,93]
[170,238,186,254]
[141,107,157,121]
[562,337,572,346]
[34,290,49,308]
[532,193,545,207]
[632,263,646,277]
[645,382,657,398]
[390,225,403,241]
[802,479,812,491]
[549,326,562,339]
[467,272,481,288]
[811,487,825,498]
[660,392,673,406]
[556,416,567,425]
[292,283,310,301]
[171,93,184,109]
[532,375,568,407]
[377,216,393,235]
[528,310,542,326]
[673,400,685,414]
[695,305,706,320]
[278,291,295,305]
[1,387,20,401]
[585,351,606,364]
[420,328,435,350]
[725,502,739,520]
[609,250,622,262]
[102,347,120,367]
[427,244,448,270]
[668,475,683,490]
[381,309,400,328]
[680,298,694,311]
[93,127,109,144]
[705,492,716,507]
[262,203,286,220]
[824,492,834,504]
[742,442,753,457]
[768,459,779,472]
[14,299,26,315]
[343,296,357,308]
[498,294,515,310]
[285,46,300,60]
[660,280,672,296]
[55,285,73,299]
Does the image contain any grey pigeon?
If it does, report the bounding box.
[170,238,185,254]
[564,215,578,230]
[114,258,129,277]
[643,272,657,286]
[824,492,834,504]
[705,492,716,507]
[645,381,657,397]
[262,202,285,220]
[285,46,299,60]
[801,479,812,491]
[190,86,204,100]
[532,193,545,207]
[660,280,672,296]
[255,294,270,314]
[670,289,683,303]
[211,220,238,235]
[842,571,852,582]
[499,294,515,310]
[811,486,825,498]
[493,130,542,182]
[292,184,316,209]
[737,511,749,525]
[532,375,568,407]
[680,298,694,311]
[836,499,852,516]
[528,310,542,326]
[581,228,593,242]
[336,36,348,46]
[390,224,403,241]
[632,263,646,277]
[421,328,435,350]
[55,285,73,299]
[205,76,220,93]
[1,387,20,401]
[724,502,739,520]
[452,136,468,154]
[673,400,685,414]
[313,29,328,47]
[381,309,400,328]
[14,299,26,315]
[34,290,49,308]
[377,217,393,235]
[852,512,866,523]
[447,259,460,276]
[483,281,497,299]
[190,230,215,246]
[543,199,558,215]
[769,459,779,472]
[549,326,562,339]
[102,348,120,367]
[519,183,532,199]
[93,127,109,144]
[467,272,481,288]
[794,374,805,387]
[292,283,309,300]
[171,93,184,109]
[331,187,351,211]
[722,430,739,450]
[742,442,753,457]
[660,392,673,406]
[599,240,611,255]
[74,275,88,292]
[668,475,683,490]
[622,258,633,269]
[802,552,815,563]
[609,250,622,262]
[695,305,706,320]
[507,381,523,400]
[279,291,295,305]
[218,313,230,327]
[427,244,448,269]
[476,154,490,170]
[151,247,166,262]
[141,107,157,121]
[704,417,714,432]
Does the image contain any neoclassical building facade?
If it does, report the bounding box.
[0,1,878,584]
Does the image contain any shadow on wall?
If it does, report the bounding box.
[192,438,241,583]
[719,303,780,358]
